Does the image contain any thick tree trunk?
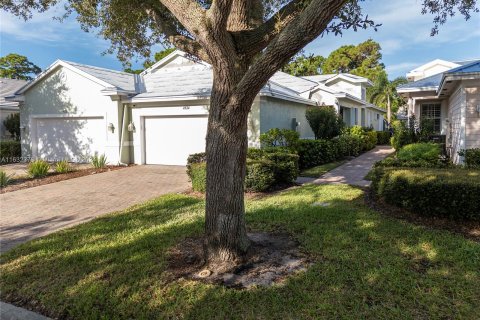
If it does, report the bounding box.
[203,63,254,266]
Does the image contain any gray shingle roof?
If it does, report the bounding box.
[269,72,317,93]
[0,78,28,107]
[301,74,336,83]
[134,68,312,103]
[63,61,137,92]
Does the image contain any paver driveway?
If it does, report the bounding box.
[0,165,189,253]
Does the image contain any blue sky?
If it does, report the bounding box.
[1,0,479,79]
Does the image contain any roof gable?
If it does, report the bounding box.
[0,78,28,107]
[141,50,210,75]
[15,60,136,95]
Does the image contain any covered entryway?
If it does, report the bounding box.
[144,116,208,165]
[35,116,106,162]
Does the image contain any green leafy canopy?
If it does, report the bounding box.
[0,53,41,80]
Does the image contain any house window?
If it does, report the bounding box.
[421,103,441,133]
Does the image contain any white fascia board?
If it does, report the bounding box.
[4,95,24,102]
[16,60,114,95]
[100,87,136,96]
[260,91,317,106]
[396,86,438,93]
[0,105,20,111]
[334,93,364,105]
[129,94,211,103]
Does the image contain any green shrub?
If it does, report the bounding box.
[0,140,21,164]
[3,113,20,140]
[390,118,416,150]
[297,139,339,169]
[365,131,378,150]
[55,160,73,173]
[305,106,344,139]
[28,159,50,178]
[187,148,299,192]
[91,154,107,169]
[259,128,299,150]
[261,151,299,184]
[0,170,13,187]
[245,160,276,192]
[458,148,480,168]
[371,167,480,220]
[397,143,441,162]
[376,131,391,145]
[189,162,207,192]
[335,135,363,157]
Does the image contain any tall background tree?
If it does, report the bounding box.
[0,53,41,80]
[124,47,176,73]
[282,52,325,76]
[2,0,477,268]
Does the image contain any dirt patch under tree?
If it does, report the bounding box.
[166,232,311,289]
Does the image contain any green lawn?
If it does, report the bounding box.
[1,185,479,319]
[299,160,346,178]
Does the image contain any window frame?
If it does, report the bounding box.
[420,102,442,134]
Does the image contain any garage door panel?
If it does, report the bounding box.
[36,117,105,162]
[145,116,207,165]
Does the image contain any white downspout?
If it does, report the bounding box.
[118,104,128,166]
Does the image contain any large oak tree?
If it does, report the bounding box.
[2,0,477,268]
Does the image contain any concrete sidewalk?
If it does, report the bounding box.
[297,146,394,187]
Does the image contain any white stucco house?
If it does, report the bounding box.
[397,59,480,164]
[7,50,385,165]
[0,78,28,140]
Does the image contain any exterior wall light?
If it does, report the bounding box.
[108,123,115,133]
[476,104,480,116]
[127,121,136,132]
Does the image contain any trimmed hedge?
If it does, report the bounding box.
[296,139,339,169]
[371,167,480,220]
[0,140,21,164]
[188,162,207,192]
[459,148,480,169]
[376,131,391,145]
[187,149,299,192]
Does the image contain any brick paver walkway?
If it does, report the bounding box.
[297,146,395,187]
[0,165,189,253]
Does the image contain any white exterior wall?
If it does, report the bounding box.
[465,80,480,150]
[447,85,466,164]
[327,80,363,100]
[129,99,261,164]
[259,96,314,139]
[20,66,121,163]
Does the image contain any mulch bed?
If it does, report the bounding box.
[166,232,311,289]
[0,166,128,194]
[365,191,480,242]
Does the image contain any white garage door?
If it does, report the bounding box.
[144,116,208,165]
[36,117,105,162]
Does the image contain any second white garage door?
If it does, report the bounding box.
[144,116,208,165]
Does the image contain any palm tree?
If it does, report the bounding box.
[369,73,408,124]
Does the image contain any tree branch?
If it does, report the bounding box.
[158,0,207,38]
[233,0,349,110]
[148,7,210,62]
[231,0,306,57]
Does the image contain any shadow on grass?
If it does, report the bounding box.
[1,185,479,319]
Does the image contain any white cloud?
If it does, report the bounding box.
[386,62,421,74]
